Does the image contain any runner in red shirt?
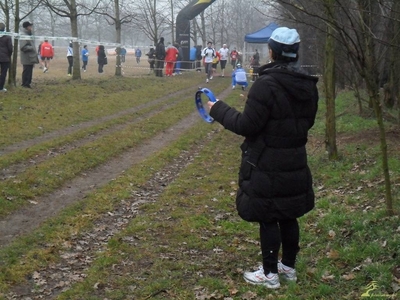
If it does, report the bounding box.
[40,40,54,73]
[230,48,238,69]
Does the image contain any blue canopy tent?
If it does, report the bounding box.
[242,22,279,68]
[244,22,279,43]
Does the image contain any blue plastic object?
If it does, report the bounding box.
[195,88,217,123]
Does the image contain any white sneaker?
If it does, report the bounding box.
[278,261,297,282]
[0,88,7,92]
[232,85,235,89]
[210,76,213,79]
[43,67,48,73]
[243,266,280,289]
[206,78,209,83]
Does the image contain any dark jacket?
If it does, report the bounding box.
[20,28,39,65]
[0,32,13,63]
[251,51,260,67]
[210,62,319,223]
[155,38,165,60]
[97,45,106,64]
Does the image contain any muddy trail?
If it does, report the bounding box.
[1,82,233,298]
[0,85,232,247]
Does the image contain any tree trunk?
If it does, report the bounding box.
[9,0,20,87]
[360,0,394,215]
[114,0,122,76]
[323,0,338,160]
[70,0,81,80]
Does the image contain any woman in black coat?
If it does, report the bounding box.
[208,27,319,289]
[97,45,106,73]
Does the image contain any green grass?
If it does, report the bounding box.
[0,77,399,299]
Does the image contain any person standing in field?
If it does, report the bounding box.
[20,21,39,88]
[0,22,12,92]
[135,48,142,64]
[155,37,165,77]
[67,42,73,76]
[207,27,319,289]
[97,45,107,74]
[81,45,89,72]
[40,39,54,73]
[164,43,178,77]
[120,47,126,63]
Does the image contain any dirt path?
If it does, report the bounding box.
[0,87,232,248]
[1,86,196,181]
[6,127,214,299]
[2,85,232,299]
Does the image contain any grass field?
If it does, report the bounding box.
[0,64,399,299]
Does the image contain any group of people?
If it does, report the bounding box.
[149,37,184,77]
[0,20,112,90]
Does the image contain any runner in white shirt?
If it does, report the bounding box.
[219,44,229,77]
[201,41,216,83]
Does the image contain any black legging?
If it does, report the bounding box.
[260,219,300,274]
[67,56,73,75]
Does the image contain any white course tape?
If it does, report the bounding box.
[1,31,147,48]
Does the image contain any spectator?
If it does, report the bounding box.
[250,49,260,82]
[40,39,54,73]
[97,45,107,73]
[207,27,319,289]
[67,42,73,76]
[230,47,238,69]
[20,21,39,88]
[218,44,229,77]
[165,43,178,77]
[81,45,89,72]
[120,47,126,63]
[146,46,156,74]
[135,48,142,64]
[155,37,165,77]
[201,41,216,83]
[174,43,183,75]
[0,22,12,92]
[190,45,197,70]
[231,63,248,90]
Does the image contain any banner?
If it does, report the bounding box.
[176,0,216,69]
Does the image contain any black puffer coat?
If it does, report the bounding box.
[210,62,319,223]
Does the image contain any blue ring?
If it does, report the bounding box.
[195,88,217,123]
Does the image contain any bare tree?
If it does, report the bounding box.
[96,0,135,76]
[131,0,169,46]
[43,0,103,80]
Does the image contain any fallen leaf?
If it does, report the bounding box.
[342,273,355,280]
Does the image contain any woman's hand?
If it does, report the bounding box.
[207,99,218,110]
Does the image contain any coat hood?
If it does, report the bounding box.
[259,62,318,102]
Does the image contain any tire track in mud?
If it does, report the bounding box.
[5,130,215,299]
[0,87,232,248]
[0,85,198,157]
[0,87,198,181]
